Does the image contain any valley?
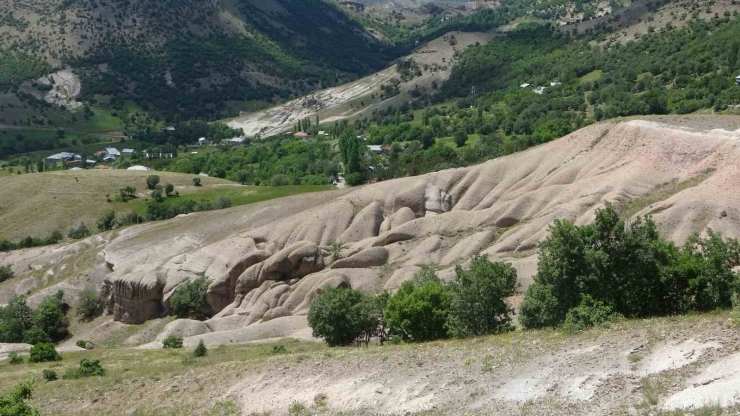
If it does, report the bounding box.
[5,0,740,415]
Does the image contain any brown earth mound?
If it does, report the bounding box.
[3,116,740,347]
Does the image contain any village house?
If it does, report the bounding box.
[106,148,121,159]
[198,137,208,146]
[228,137,247,147]
[294,131,309,139]
[367,145,383,154]
[46,152,75,167]
[122,149,134,158]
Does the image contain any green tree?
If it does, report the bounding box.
[193,339,207,357]
[169,277,210,320]
[96,211,117,231]
[384,268,450,342]
[164,183,174,196]
[0,297,34,343]
[34,291,68,342]
[236,170,251,185]
[76,289,98,321]
[146,175,160,190]
[446,255,518,338]
[22,327,51,345]
[192,177,202,186]
[453,129,468,148]
[150,189,165,203]
[307,288,376,347]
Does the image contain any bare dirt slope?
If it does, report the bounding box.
[5,115,740,413]
[226,30,494,137]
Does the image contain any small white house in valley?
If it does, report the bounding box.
[198,137,208,146]
[228,137,246,147]
[122,149,134,157]
[46,152,75,166]
[106,148,121,159]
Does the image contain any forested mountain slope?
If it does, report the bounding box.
[0,0,407,120]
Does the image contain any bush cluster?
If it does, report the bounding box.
[75,289,99,321]
[520,203,740,330]
[0,230,63,252]
[169,277,211,320]
[0,380,40,416]
[308,255,517,346]
[63,358,106,379]
[28,343,61,363]
[163,335,183,349]
[0,291,69,345]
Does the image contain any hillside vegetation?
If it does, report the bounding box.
[0,170,331,240]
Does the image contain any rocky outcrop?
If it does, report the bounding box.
[17,117,740,346]
[331,247,389,269]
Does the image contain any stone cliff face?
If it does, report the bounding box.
[7,117,740,346]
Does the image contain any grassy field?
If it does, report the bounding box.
[117,184,333,215]
[0,170,334,240]
[438,133,481,149]
[579,69,603,84]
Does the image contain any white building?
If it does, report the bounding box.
[198,137,208,146]
[127,165,150,171]
[46,152,75,166]
[106,148,121,158]
[520,83,532,88]
[122,149,134,157]
[228,137,246,147]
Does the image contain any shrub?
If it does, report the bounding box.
[74,340,93,350]
[67,223,90,239]
[446,255,518,338]
[34,291,68,342]
[193,339,207,357]
[96,210,117,231]
[63,358,105,379]
[162,335,183,349]
[562,295,623,333]
[344,172,364,186]
[270,174,289,186]
[119,211,144,226]
[146,175,160,189]
[192,177,201,186]
[214,195,231,209]
[288,401,308,416]
[8,352,22,364]
[150,189,165,203]
[76,289,99,321]
[271,345,287,354]
[42,369,57,382]
[28,343,61,363]
[384,268,450,342]
[0,381,40,416]
[164,183,174,196]
[169,277,210,320]
[307,288,381,347]
[0,266,14,282]
[22,327,50,345]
